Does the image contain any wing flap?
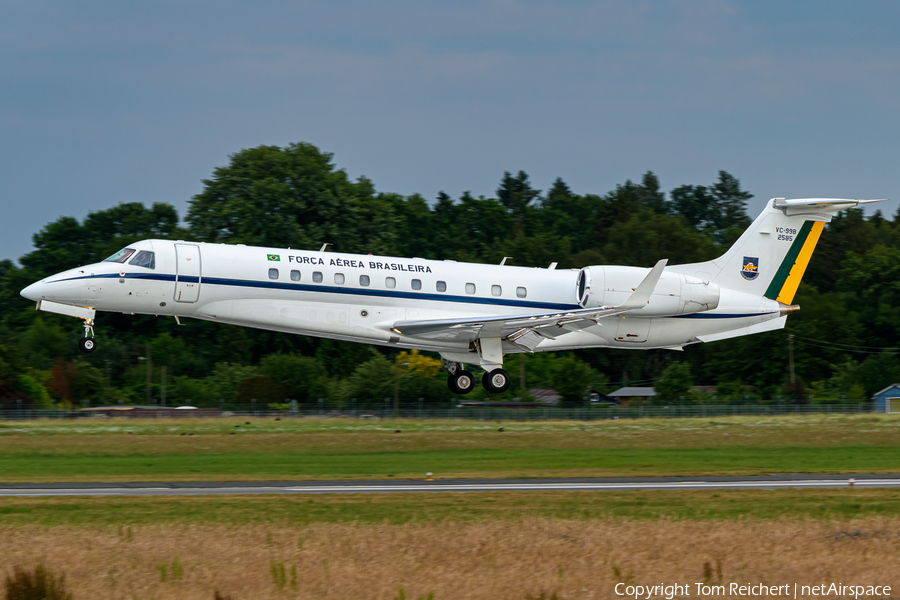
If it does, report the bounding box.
[390,259,667,345]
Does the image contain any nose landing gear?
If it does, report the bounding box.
[79,318,96,353]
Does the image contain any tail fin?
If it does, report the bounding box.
[670,198,884,303]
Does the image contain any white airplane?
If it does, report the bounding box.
[20,197,883,395]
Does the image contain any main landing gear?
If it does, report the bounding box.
[482,368,511,393]
[79,318,96,353]
[443,359,511,395]
[448,370,476,395]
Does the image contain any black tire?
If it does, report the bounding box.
[79,337,96,353]
[482,368,511,393]
[450,370,476,395]
[447,374,460,394]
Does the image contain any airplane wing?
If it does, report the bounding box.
[389,259,667,350]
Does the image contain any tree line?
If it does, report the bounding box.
[1,142,899,408]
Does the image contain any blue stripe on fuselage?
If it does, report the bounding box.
[52,272,581,311]
[49,273,777,319]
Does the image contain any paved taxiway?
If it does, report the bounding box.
[1,474,898,497]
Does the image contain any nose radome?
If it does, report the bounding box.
[21,280,44,302]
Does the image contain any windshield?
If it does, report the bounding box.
[129,250,155,269]
[104,248,136,263]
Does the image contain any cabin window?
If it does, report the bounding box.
[129,250,155,269]
[385,277,396,289]
[334,273,345,284]
[436,281,447,292]
[411,279,422,290]
[491,285,501,297]
[104,248,135,264]
[290,270,300,281]
[465,283,476,294]
[313,271,323,283]
[360,275,370,286]
[516,286,527,298]
[268,268,279,280]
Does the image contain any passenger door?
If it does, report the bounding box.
[174,244,202,303]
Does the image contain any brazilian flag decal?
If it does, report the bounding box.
[267,254,280,261]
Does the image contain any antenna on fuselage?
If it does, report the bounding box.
[499,257,512,266]
[548,262,558,270]
[319,243,332,252]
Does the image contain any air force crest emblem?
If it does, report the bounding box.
[741,256,759,280]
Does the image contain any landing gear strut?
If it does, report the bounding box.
[79,318,96,353]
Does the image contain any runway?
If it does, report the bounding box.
[1,474,899,497]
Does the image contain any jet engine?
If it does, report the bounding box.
[577,266,719,315]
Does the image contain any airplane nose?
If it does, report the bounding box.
[20,280,44,302]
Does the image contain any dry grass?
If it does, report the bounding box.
[1,517,899,599]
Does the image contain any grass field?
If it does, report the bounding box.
[0,414,897,482]
[1,510,899,599]
[1,415,898,598]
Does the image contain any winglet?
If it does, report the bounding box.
[620,259,667,310]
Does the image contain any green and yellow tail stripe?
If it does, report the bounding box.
[764,220,825,304]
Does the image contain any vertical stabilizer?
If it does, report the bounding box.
[669,198,882,303]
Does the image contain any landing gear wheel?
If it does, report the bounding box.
[448,370,476,395]
[482,368,511,393]
[78,337,96,353]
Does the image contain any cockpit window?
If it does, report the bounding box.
[104,248,136,263]
[129,250,155,269]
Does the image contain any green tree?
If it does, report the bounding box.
[187,143,396,254]
[654,362,693,404]
[604,210,720,267]
[18,317,70,369]
[344,354,395,405]
[0,345,51,407]
[260,353,329,402]
[669,171,751,242]
[709,171,752,227]
[856,352,900,398]
[71,360,110,406]
[552,355,591,406]
[496,170,540,221]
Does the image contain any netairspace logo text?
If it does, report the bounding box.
[614,582,892,599]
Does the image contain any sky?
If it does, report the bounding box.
[1,0,899,262]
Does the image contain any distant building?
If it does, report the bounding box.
[586,388,620,406]
[607,387,657,407]
[872,385,900,414]
[529,388,561,405]
[529,387,619,406]
[691,386,718,396]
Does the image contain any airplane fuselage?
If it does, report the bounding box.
[23,239,784,359]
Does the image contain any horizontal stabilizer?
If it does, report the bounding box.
[670,197,887,305]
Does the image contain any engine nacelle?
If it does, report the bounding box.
[577,266,719,315]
